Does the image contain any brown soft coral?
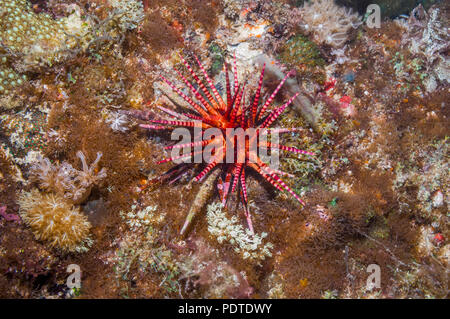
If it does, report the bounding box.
[18,189,91,252]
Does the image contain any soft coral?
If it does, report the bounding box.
[31,151,107,204]
[300,0,361,48]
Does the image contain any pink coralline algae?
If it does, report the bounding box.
[0,205,21,222]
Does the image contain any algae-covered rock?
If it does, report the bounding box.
[278,34,326,83]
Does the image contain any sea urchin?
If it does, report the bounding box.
[140,54,315,233]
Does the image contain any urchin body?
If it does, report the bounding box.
[141,54,315,231]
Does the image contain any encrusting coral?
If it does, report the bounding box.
[299,0,361,48]
[108,0,145,31]
[0,0,88,72]
[31,151,107,204]
[18,189,91,252]
[206,202,273,261]
[0,67,25,96]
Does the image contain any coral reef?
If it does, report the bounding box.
[112,200,253,298]
[0,0,448,300]
[18,189,91,252]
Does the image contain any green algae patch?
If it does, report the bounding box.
[278,35,326,84]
